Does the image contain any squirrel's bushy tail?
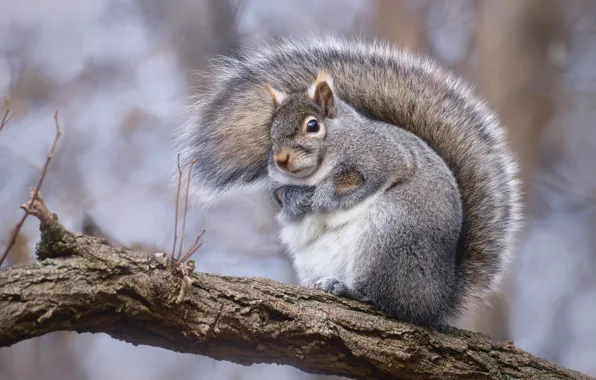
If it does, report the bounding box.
[175,35,522,310]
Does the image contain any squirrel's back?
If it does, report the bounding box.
[176,35,522,313]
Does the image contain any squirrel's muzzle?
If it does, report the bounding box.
[273,149,294,172]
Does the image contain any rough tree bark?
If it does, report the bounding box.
[0,193,593,380]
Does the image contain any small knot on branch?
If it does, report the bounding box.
[175,260,196,304]
[21,189,76,260]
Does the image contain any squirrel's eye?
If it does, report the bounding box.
[306,119,320,133]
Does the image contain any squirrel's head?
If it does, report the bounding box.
[266,70,337,182]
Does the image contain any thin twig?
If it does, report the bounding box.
[180,229,206,263]
[171,154,183,259]
[184,230,205,261]
[176,159,197,261]
[0,98,11,136]
[0,110,62,266]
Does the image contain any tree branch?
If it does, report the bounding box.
[0,194,592,380]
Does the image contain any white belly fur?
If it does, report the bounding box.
[278,195,377,288]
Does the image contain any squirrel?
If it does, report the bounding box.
[267,71,465,326]
[175,35,522,327]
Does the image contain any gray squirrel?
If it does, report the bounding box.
[175,35,522,327]
[267,71,464,326]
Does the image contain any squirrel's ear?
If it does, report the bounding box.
[266,85,287,107]
[308,70,335,118]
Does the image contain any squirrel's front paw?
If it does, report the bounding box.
[273,185,315,218]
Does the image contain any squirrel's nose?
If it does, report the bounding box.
[273,150,292,170]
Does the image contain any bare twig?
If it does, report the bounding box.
[171,154,183,259]
[180,229,205,263]
[0,110,62,266]
[0,98,12,136]
[19,190,55,227]
[176,159,197,261]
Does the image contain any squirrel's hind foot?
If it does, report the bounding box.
[312,277,369,302]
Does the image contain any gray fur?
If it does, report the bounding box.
[175,35,523,325]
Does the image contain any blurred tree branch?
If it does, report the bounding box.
[0,193,593,380]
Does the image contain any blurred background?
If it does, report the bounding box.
[1,0,595,379]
